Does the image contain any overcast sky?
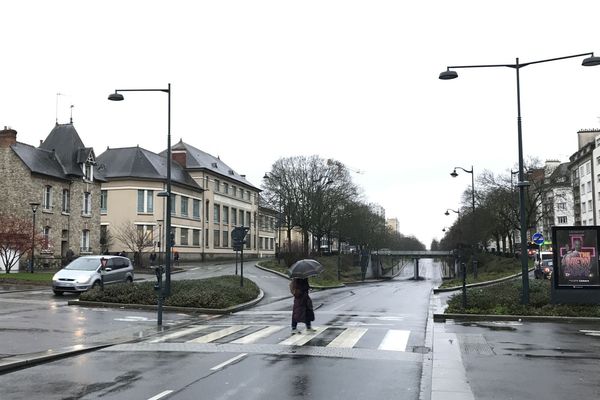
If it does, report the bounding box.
[3,1,600,247]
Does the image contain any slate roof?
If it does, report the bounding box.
[549,162,570,185]
[10,123,105,182]
[160,140,258,190]
[96,146,202,191]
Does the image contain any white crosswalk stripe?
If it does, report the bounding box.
[580,329,600,337]
[187,325,248,343]
[327,327,368,348]
[378,329,410,352]
[231,325,285,344]
[148,325,210,343]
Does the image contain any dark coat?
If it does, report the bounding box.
[292,278,314,323]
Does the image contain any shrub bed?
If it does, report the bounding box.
[447,278,600,317]
[79,275,260,309]
[439,253,526,288]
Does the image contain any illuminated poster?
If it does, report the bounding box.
[555,228,600,287]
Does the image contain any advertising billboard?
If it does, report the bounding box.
[553,226,600,288]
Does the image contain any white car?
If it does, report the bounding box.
[52,255,134,295]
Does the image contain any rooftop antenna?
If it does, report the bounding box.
[70,105,74,123]
[55,93,66,124]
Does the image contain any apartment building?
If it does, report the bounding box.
[568,129,600,226]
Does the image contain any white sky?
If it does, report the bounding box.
[3,1,600,248]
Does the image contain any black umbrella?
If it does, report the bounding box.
[288,259,325,278]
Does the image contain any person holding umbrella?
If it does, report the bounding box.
[288,259,323,334]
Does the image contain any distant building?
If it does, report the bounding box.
[0,124,103,268]
[568,129,600,226]
[540,161,573,242]
[386,217,399,233]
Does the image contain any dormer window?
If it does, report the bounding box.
[84,163,93,181]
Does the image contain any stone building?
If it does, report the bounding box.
[0,124,103,269]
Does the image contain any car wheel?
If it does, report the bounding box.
[126,276,133,284]
[92,281,102,289]
[53,290,63,296]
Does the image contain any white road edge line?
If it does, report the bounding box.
[210,353,248,371]
[148,390,174,400]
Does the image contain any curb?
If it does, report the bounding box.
[67,289,265,315]
[433,312,600,323]
[253,263,345,290]
[433,268,534,293]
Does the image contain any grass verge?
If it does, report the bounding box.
[258,256,365,286]
[0,272,54,285]
[79,275,260,309]
[439,254,528,288]
[447,278,600,317]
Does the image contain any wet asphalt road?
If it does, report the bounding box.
[3,261,600,399]
[0,260,438,399]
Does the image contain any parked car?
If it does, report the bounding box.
[534,251,553,280]
[52,255,134,295]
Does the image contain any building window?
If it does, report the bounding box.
[181,196,189,217]
[214,229,220,247]
[582,202,587,213]
[193,229,200,246]
[81,230,90,253]
[556,202,566,211]
[223,206,229,224]
[100,190,107,213]
[62,189,71,213]
[232,186,237,197]
[557,216,567,224]
[43,186,52,210]
[193,199,200,220]
[246,232,251,249]
[181,228,189,246]
[205,228,209,247]
[83,192,92,216]
[205,200,210,220]
[137,190,154,213]
[214,179,220,192]
[270,238,274,250]
[239,210,245,226]
[170,194,176,215]
[214,204,220,223]
[232,208,237,225]
[587,182,592,193]
[597,156,600,165]
[43,226,51,250]
[581,184,586,194]
[589,200,593,211]
[247,211,252,227]
[223,230,229,247]
[586,161,591,175]
[223,183,229,194]
[84,163,93,181]
[246,191,251,201]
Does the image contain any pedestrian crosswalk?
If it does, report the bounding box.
[147,323,413,352]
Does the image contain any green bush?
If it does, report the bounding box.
[79,275,260,309]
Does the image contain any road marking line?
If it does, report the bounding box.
[378,329,410,352]
[327,328,368,348]
[231,325,284,344]
[580,330,600,336]
[148,390,174,400]
[279,326,327,346]
[187,325,248,343]
[148,325,210,343]
[210,353,248,370]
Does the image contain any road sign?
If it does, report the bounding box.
[532,232,544,246]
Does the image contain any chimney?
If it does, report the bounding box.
[0,126,17,148]
[172,150,187,167]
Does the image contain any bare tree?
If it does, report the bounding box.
[0,215,44,273]
[112,221,154,267]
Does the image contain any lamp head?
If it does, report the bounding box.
[582,55,600,67]
[263,173,269,179]
[439,70,458,80]
[444,211,450,216]
[450,170,458,178]
[442,228,446,232]
[108,92,124,101]
[29,201,41,212]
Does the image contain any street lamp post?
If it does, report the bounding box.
[108,84,172,325]
[29,202,40,273]
[450,166,475,214]
[440,52,600,304]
